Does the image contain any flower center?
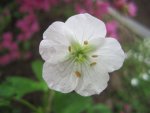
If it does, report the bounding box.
[68,41,95,63]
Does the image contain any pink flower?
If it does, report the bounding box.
[75,0,109,18]
[16,13,39,41]
[16,13,39,32]
[127,2,137,17]
[75,4,87,13]
[113,0,137,17]
[75,0,94,14]
[106,21,119,39]
[17,33,26,41]
[2,41,12,49]
[2,32,12,42]
[17,0,58,13]
[2,32,13,48]
[95,1,109,17]
[10,43,18,51]
[0,55,11,66]
[114,0,127,8]
[10,50,20,60]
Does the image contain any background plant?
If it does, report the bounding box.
[1,0,150,113]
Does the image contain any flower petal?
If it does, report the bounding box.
[43,21,74,44]
[92,37,126,72]
[65,13,106,42]
[40,21,74,63]
[75,63,109,96]
[43,61,78,93]
[39,39,68,63]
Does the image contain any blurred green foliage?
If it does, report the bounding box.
[0,39,150,113]
[0,60,111,113]
[117,39,150,113]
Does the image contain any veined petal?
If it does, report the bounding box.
[75,63,109,96]
[92,37,126,72]
[39,40,68,63]
[89,37,105,49]
[65,13,106,43]
[40,21,74,63]
[43,61,78,93]
[43,21,74,45]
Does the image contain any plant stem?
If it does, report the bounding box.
[45,90,55,113]
[16,98,38,113]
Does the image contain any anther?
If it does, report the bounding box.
[84,40,88,45]
[92,55,98,58]
[75,71,81,78]
[90,62,97,66]
[68,46,71,52]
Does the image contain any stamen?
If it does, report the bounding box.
[92,55,98,58]
[84,40,88,45]
[68,46,71,52]
[75,71,81,78]
[90,62,97,66]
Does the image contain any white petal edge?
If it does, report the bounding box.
[75,63,109,96]
[65,13,106,43]
[43,61,78,93]
[43,21,74,45]
[92,37,126,72]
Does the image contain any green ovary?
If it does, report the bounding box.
[68,41,95,63]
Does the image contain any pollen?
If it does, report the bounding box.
[68,46,71,52]
[92,55,98,58]
[84,40,88,45]
[90,62,97,66]
[75,71,81,78]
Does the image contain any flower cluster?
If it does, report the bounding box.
[75,0,109,18]
[106,21,119,39]
[17,0,58,13]
[0,32,20,65]
[113,0,137,17]
[16,13,39,41]
[16,0,59,42]
[0,0,58,66]
[0,0,138,66]
[74,0,119,39]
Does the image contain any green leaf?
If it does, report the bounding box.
[53,92,93,113]
[0,98,10,107]
[31,60,43,81]
[0,76,45,99]
[87,104,112,113]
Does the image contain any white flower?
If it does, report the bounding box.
[142,73,149,81]
[131,78,139,86]
[39,13,125,96]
